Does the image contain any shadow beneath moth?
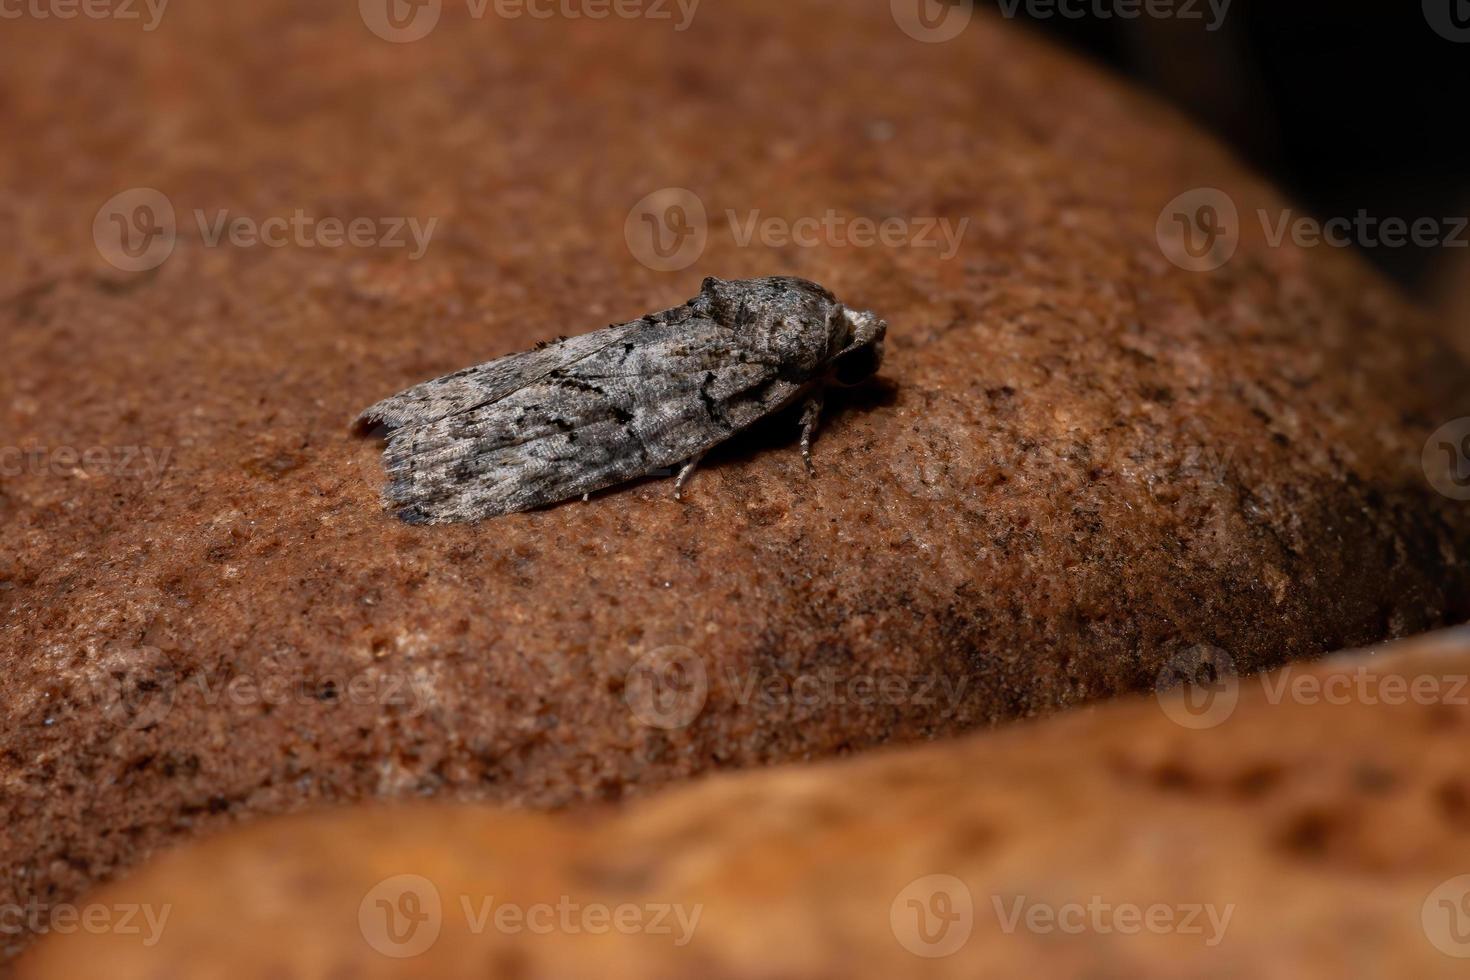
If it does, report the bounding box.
[355,276,887,523]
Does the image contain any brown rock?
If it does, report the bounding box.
[2,0,1468,962]
[20,627,1470,978]
[1433,244,1470,361]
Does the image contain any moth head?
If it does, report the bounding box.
[830,307,886,387]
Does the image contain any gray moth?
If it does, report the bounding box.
[355,275,887,524]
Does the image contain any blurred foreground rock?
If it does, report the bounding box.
[21,627,1470,978]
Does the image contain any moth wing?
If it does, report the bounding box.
[355,320,648,433]
[379,314,803,523]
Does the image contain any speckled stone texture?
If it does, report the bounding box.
[2,0,1469,963]
[18,627,1470,978]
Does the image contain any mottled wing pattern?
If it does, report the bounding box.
[376,307,802,523]
[355,322,647,432]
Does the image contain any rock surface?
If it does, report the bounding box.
[3,0,1469,961]
[20,627,1470,978]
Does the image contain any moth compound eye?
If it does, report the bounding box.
[827,305,853,345]
[833,343,881,386]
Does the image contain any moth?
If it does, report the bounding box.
[355,275,887,524]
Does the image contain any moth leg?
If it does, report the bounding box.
[673,451,706,501]
[799,392,824,476]
[582,492,590,502]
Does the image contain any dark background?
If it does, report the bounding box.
[980,0,1470,298]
